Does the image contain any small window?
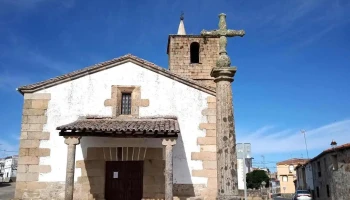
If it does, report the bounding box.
[327,185,330,197]
[317,161,321,177]
[289,165,294,173]
[331,155,338,170]
[282,175,288,182]
[316,187,320,197]
[190,42,200,63]
[121,93,131,115]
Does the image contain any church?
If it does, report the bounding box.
[14,13,243,200]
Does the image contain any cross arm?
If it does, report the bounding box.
[226,29,245,37]
[200,29,221,37]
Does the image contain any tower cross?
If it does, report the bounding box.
[201,13,245,68]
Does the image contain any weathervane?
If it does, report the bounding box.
[180,11,184,20]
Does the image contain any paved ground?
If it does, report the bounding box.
[273,197,290,200]
[0,182,15,200]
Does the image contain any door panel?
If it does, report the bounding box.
[105,161,143,200]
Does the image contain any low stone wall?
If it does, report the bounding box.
[237,188,269,200]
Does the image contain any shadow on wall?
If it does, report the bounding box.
[173,132,198,199]
[76,133,195,200]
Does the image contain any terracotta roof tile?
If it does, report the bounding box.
[276,158,310,165]
[57,116,180,138]
[17,54,215,95]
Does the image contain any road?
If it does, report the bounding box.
[0,182,291,200]
[0,182,15,200]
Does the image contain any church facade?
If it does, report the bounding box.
[14,18,226,200]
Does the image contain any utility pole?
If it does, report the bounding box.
[301,130,310,159]
[261,155,265,169]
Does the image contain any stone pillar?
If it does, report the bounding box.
[64,136,81,200]
[162,138,177,200]
[211,67,240,200]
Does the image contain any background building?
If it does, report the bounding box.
[236,143,252,190]
[3,155,18,182]
[276,158,309,195]
[296,142,350,200]
[0,158,5,182]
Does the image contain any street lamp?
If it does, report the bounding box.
[301,130,309,159]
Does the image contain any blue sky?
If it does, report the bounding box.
[0,0,350,171]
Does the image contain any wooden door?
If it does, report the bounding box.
[105,161,144,200]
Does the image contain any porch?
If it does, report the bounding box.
[57,116,179,200]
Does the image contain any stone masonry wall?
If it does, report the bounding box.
[191,96,217,199]
[168,36,219,88]
[312,148,350,200]
[15,93,52,199]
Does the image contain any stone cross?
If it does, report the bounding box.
[201,13,245,68]
[201,13,245,200]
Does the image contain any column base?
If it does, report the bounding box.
[216,196,242,200]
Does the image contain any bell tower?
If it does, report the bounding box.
[167,14,220,88]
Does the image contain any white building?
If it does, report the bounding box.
[0,158,5,181]
[3,155,18,182]
[236,143,252,190]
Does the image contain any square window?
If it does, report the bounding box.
[121,93,131,115]
[282,175,288,182]
[331,155,338,171]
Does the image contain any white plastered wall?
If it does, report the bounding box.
[35,62,212,185]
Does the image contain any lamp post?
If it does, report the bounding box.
[301,130,309,159]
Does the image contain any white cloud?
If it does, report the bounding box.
[239,119,350,154]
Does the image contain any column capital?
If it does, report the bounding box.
[162,138,177,146]
[210,67,237,82]
[64,136,81,145]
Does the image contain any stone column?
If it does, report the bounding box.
[64,136,81,200]
[162,138,177,200]
[211,67,240,200]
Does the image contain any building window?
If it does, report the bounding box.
[331,154,338,170]
[317,161,321,177]
[282,175,288,182]
[327,185,330,197]
[121,93,131,115]
[289,165,294,173]
[190,42,200,63]
[316,187,320,197]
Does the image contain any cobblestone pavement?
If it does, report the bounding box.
[0,182,15,200]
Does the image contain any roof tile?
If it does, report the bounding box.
[57,116,180,138]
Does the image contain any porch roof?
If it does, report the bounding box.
[57,116,180,138]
